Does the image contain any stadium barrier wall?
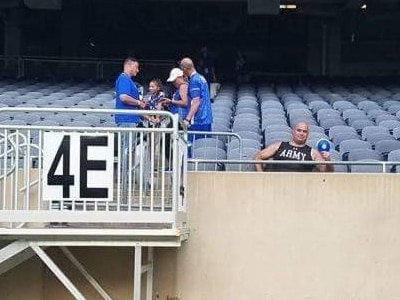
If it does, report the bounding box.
[1,172,400,299]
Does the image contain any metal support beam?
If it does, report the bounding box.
[0,240,29,264]
[60,246,113,300]
[146,247,154,300]
[133,246,142,300]
[30,244,86,300]
[0,240,36,276]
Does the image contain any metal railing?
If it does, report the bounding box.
[0,108,187,231]
[188,158,400,173]
[187,130,243,171]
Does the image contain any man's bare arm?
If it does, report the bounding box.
[312,149,333,172]
[254,142,281,172]
[120,94,145,108]
[185,97,200,121]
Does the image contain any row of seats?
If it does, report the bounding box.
[191,82,400,172]
[0,79,399,173]
[0,80,116,127]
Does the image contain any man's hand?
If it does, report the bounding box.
[320,151,331,161]
[138,100,146,109]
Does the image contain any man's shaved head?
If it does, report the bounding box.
[292,122,309,145]
[180,57,194,69]
[293,122,309,131]
[180,57,195,77]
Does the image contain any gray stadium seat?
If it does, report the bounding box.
[191,146,227,171]
[349,119,375,133]
[316,108,341,122]
[374,139,400,158]
[307,125,325,134]
[361,126,390,140]
[366,133,395,146]
[342,108,367,121]
[330,150,348,173]
[72,114,102,126]
[226,147,259,172]
[388,149,400,172]
[32,120,60,127]
[0,114,11,123]
[263,125,292,134]
[0,119,27,126]
[319,117,346,131]
[62,121,92,127]
[375,114,398,125]
[350,160,383,173]
[264,131,291,147]
[348,149,382,161]
[392,127,400,140]
[332,100,356,112]
[13,112,41,125]
[339,139,372,160]
[308,101,331,114]
[331,132,360,149]
[235,131,262,142]
[192,137,225,151]
[378,119,400,132]
[227,139,262,152]
[358,100,381,112]
[328,125,357,139]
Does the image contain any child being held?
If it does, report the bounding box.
[143,78,165,125]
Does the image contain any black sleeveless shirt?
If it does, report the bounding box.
[268,142,315,172]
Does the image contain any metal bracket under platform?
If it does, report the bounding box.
[0,227,186,300]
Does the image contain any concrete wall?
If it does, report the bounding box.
[173,172,400,299]
[1,172,400,299]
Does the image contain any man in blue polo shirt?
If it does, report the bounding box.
[180,57,213,147]
[115,57,146,125]
[115,57,146,200]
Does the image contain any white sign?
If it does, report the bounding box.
[43,132,114,201]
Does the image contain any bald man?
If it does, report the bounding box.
[180,57,213,144]
[255,122,333,172]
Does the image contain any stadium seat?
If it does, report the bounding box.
[226,147,259,172]
[264,131,292,147]
[349,119,375,133]
[339,139,372,160]
[331,132,361,149]
[235,131,262,142]
[263,124,292,135]
[350,160,383,173]
[375,114,398,124]
[378,119,400,132]
[332,100,356,112]
[361,126,390,140]
[319,117,346,131]
[227,139,261,152]
[192,138,225,151]
[374,139,400,158]
[366,133,395,146]
[13,113,41,125]
[348,149,382,161]
[191,146,227,171]
[387,149,400,172]
[329,150,348,173]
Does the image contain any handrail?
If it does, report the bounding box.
[188,158,399,173]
